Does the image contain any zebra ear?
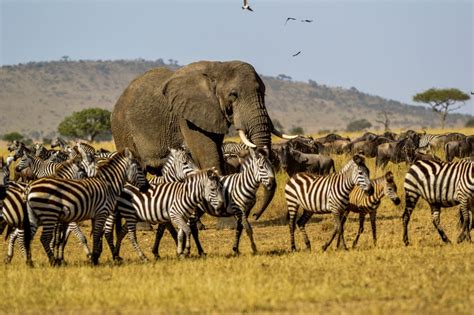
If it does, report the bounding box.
[124,147,134,159]
[352,154,365,166]
[385,171,394,182]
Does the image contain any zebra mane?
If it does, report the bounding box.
[339,158,357,174]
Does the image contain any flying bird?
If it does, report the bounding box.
[285,17,297,25]
[242,0,253,12]
[292,51,302,57]
[301,19,313,23]
[471,91,474,95]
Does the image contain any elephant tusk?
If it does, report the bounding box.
[272,128,298,140]
[238,130,257,148]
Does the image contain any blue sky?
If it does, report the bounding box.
[1,0,473,114]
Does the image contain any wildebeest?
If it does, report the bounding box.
[445,136,474,162]
[279,145,335,176]
[376,138,416,168]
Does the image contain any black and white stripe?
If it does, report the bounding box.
[285,155,373,251]
[188,149,276,255]
[113,168,224,260]
[25,148,149,265]
[402,159,473,245]
[341,171,401,248]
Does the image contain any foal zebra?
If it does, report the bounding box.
[25,148,149,265]
[285,155,373,251]
[113,168,224,260]
[403,159,474,245]
[186,148,275,255]
[341,171,401,248]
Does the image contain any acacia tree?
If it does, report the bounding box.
[375,111,391,131]
[58,108,111,142]
[413,88,470,129]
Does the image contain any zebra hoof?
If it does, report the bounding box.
[198,252,207,257]
[4,256,12,264]
[154,255,161,260]
[140,257,149,263]
[26,260,34,268]
[321,245,329,252]
[113,255,123,262]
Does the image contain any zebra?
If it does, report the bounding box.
[402,159,474,245]
[102,146,199,258]
[24,148,149,266]
[222,141,248,156]
[285,155,374,251]
[340,171,401,248]
[1,153,96,264]
[113,168,224,260]
[184,148,276,256]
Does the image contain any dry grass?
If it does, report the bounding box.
[0,130,473,314]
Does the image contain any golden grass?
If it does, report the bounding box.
[0,131,473,314]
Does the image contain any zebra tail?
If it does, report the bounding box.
[3,225,13,241]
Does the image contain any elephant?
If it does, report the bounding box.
[111,60,294,216]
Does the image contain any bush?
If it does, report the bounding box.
[2,132,24,142]
[465,118,474,128]
[289,126,304,135]
[346,119,372,132]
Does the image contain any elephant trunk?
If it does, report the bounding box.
[239,94,272,150]
[253,177,276,221]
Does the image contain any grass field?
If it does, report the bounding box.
[0,128,473,314]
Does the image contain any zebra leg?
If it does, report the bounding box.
[335,213,348,250]
[457,201,472,243]
[232,213,244,255]
[189,214,206,256]
[430,206,451,244]
[152,223,168,259]
[40,225,57,266]
[370,211,377,246]
[113,225,129,261]
[103,214,116,258]
[70,222,91,258]
[352,213,366,248]
[241,212,257,254]
[5,229,19,264]
[322,213,341,251]
[172,212,192,257]
[91,216,107,265]
[127,223,148,261]
[403,194,419,246]
[296,210,313,250]
[288,205,299,252]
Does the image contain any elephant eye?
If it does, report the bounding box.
[229,90,238,101]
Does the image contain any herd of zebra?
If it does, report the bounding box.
[0,130,472,267]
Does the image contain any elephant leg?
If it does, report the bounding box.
[179,119,225,173]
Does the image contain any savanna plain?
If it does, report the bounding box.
[1,128,473,314]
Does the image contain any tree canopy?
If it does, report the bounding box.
[413,88,470,129]
[57,108,111,142]
[346,119,372,132]
[2,132,24,142]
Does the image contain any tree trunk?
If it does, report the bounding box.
[440,111,447,129]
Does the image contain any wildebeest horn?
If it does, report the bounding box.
[272,128,298,140]
[238,130,257,148]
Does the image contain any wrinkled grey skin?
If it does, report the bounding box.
[111,60,275,175]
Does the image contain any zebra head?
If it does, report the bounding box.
[383,171,401,205]
[164,147,198,181]
[124,148,150,193]
[350,155,374,196]
[15,152,33,173]
[203,168,225,214]
[249,147,275,190]
[0,157,10,198]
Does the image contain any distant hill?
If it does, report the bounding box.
[0,59,471,140]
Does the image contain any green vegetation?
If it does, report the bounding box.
[57,108,111,142]
[289,126,304,135]
[2,131,23,142]
[346,119,372,132]
[413,88,470,129]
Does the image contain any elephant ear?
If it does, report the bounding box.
[162,73,228,134]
